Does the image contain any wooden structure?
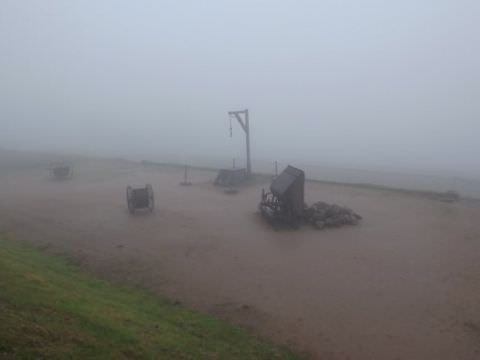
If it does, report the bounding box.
[259,165,305,227]
[126,184,154,213]
[228,109,251,178]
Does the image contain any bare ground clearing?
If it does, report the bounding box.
[1,156,480,359]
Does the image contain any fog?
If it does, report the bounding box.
[1,0,479,176]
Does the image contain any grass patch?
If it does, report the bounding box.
[0,236,301,359]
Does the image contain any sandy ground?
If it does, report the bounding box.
[1,156,480,360]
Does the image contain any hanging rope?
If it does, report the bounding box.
[229,114,233,138]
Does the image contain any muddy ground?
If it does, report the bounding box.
[1,155,480,360]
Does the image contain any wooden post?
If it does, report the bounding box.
[245,109,251,177]
[228,109,252,178]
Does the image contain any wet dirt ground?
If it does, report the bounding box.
[1,156,480,359]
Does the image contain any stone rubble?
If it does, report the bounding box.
[304,201,362,230]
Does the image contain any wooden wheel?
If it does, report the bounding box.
[146,184,154,212]
[126,186,135,214]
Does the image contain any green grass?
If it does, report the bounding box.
[0,236,301,360]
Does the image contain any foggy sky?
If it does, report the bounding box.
[1,1,479,175]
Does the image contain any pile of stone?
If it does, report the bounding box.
[304,201,362,230]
